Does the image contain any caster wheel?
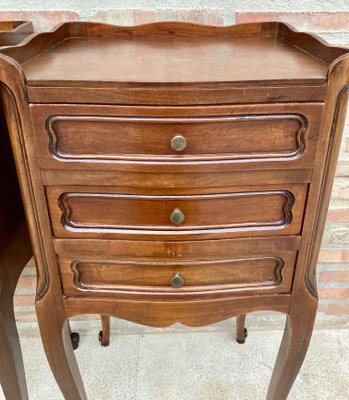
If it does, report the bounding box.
[236,328,248,344]
[70,332,80,350]
[99,330,110,347]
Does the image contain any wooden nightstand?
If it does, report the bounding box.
[0,20,33,47]
[1,22,348,399]
[0,20,33,400]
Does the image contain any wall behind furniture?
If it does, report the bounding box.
[1,0,348,323]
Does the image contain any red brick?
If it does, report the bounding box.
[13,295,35,307]
[320,270,349,282]
[155,9,223,25]
[236,12,349,32]
[0,11,79,31]
[335,161,349,177]
[319,288,349,299]
[186,10,223,25]
[26,257,36,269]
[331,182,349,200]
[14,311,37,323]
[324,304,349,315]
[91,10,133,25]
[326,208,349,222]
[16,275,36,289]
[317,304,326,312]
[318,249,349,263]
[133,10,156,25]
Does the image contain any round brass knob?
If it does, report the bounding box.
[170,208,185,225]
[170,135,187,152]
[171,272,184,288]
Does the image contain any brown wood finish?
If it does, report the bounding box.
[0,21,348,399]
[0,22,33,400]
[46,184,307,239]
[236,314,247,344]
[27,84,328,105]
[41,168,313,188]
[57,237,299,300]
[21,34,329,85]
[0,21,33,34]
[67,256,288,294]
[0,21,34,48]
[3,22,346,105]
[99,315,110,347]
[64,295,292,328]
[30,103,323,171]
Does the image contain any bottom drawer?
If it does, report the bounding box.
[55,237,299,300]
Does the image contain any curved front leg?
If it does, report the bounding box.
[36,299,87,400]
[267,297,318,400]
[0,298,29,400]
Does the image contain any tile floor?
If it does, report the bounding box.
[1,314,348,400]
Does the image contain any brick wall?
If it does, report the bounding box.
[2,2,348,323]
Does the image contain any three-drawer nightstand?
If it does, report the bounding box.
[1,21,348,399]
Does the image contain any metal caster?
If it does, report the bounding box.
[70,332,80,350]
[236,328,248,344]
[99,330,110,347]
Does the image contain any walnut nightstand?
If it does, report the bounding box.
[1,22,348,399]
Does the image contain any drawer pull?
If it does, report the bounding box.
[170,208,185,225]
[171,272,184,288]
[170,135,187,152]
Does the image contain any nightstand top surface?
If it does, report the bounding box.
[22,34,328,86]
[3,22,347,103]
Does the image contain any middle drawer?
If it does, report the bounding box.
[46,184,307,239]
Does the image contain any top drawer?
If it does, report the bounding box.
[30,103,323,173]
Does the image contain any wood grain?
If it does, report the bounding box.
[0,22,33,400]
[59,251,297,299]
[0,21,348,400]
[64,294,292,328]
[46,184,307,239]
[30,103,323,169]
[2,21,345,105]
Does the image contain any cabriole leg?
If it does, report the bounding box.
[267,298,318,400]
[36,299,87,400]
[0,298,29,400]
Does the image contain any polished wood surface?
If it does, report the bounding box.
[65,256,292,293]
[236,314,247,344]
[0,21,33,33]
[30,103,323,170]
[22,36,329,85]
[41,168,313,189]
[46,184,307,239]
[0,21,33,47]
[4,22,332,86]
[3,22,346,105]
[57,237,299,300]
[0,22,33,400]
[0,21,348,399]
[99,315,110,347]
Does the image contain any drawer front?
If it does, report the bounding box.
[47,184,307,239]
[56,237,299,299]
[30,103,323,172]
